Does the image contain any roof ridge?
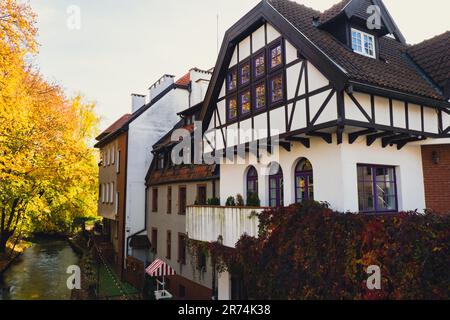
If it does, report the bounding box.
[409,31,450,49]
[269,0,320,16]
[96,113,132,142]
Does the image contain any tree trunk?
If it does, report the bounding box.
[0,235,9,254]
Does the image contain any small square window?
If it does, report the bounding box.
[227,68,237,92]
[239,61,250,86]
[351,28,376,58]
[254,83,266,110]
[269,74,283,104]
[269,43,282,69]
[240,90,251,116]
[227,97,238,121]
[254,52,265,78]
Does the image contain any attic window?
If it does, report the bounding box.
[351,28,376,58]
[157,154,164,170]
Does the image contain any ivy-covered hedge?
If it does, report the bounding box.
[223,201,450,300]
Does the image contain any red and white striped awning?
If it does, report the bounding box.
[145,259,176,277]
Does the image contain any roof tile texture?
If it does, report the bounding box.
[269,0,445,100]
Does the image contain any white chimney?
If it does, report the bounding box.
[189,68,212,106]
[149,74,175,101]
[131,94,146,113]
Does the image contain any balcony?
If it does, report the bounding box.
[186,206,262,248]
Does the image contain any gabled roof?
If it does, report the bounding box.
[95,114,131,147]
[175,73,190,86]
[318,0,405,43]
[268,0,443,100]
[407,31,450,96]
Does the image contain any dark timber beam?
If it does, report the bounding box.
[366,131,394,146]
[336,126,344,145]
[286,136,311,149]
[396,137,427,150]
[307,132,332,144]
[279,141,292,152]
[349,129,376,144]
[382,134,410,148]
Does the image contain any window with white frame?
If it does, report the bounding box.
[106,148,110,166]
[111,145,115,165]
[105,183,109,203]
[110,182,114,204]
[116,150,120,173]
[351,28,376,58]
[115,192,119,214]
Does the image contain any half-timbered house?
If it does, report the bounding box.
[186,0,450,299]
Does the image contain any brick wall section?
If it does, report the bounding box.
[421,145,450,214]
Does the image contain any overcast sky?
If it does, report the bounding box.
[30,0,450,131]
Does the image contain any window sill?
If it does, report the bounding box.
[359,211,399,216]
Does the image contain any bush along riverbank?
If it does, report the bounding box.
[0,240,32,276]
[69,232,98,300]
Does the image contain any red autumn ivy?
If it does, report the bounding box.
[206,201,450,300]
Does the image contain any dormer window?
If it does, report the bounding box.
[157,154,164,170]
[351,28,376,58]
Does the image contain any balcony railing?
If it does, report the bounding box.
[186,206,263,248]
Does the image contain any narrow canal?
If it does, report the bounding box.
[0,238,79,300]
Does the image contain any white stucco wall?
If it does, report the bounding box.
[219,134,426,213]
[126,89,190,240]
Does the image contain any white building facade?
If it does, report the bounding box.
[187,0,450,300]
[125,69,212,263]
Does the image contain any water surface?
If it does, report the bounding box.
[0,238,79,300]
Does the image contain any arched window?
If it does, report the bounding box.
[246,166,258,199]
[269,163,284,207]
[295,158,314,203]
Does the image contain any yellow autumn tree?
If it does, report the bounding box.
[0,0,99,252]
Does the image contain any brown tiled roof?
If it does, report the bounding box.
[175,73,190,86]
[269,0,445,100]
[96,114,131,142]
[319,0,351,23]
[407,31,450,91]
[147,164,218,186]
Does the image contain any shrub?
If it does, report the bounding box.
[218,201,450,300]
[236,194,244,207]
[225,196,236,207]
[246,192,261,207]
[207,197,220,206]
